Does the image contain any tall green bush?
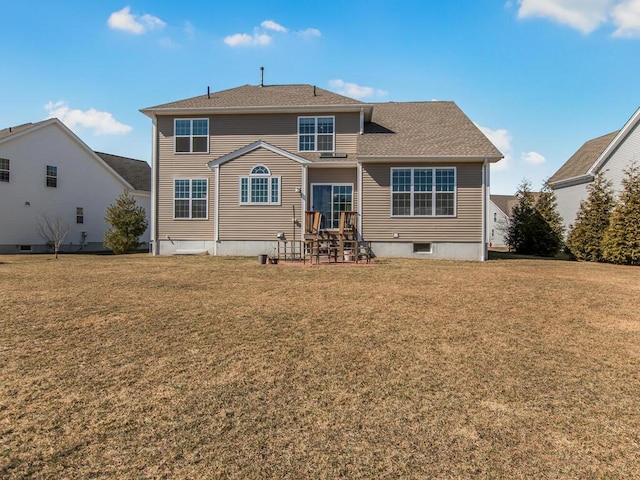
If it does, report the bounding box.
[566,172,615,262]
[104,191,148,254]
[507,179,562,256]
[602,163,640,265]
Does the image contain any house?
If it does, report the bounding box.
[0,118,151,253]
[141,83,503,260]
[488,195,517,247]
[549,106,640,232]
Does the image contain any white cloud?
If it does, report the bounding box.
[107,6,166,34]
[516,0,614,34]
[184,20,195,39]
[478,124,512,171]
[261,20,288,33]
[45,101,132,136]
[521,151,547,164]
[327,79,387,99]
[612,0,640,37]
[224,32,272,47]
[224,20,320,47]
[297,27,322,38]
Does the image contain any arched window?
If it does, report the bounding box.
[240,165,280,205]
[250,165,270,175]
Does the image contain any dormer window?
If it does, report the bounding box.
[298,116,334,152]
[240,165,280,205]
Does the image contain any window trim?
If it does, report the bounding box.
[310,182,354,230]
[46,165,58,188]
[174,118,209,154]
[390,167,457,217]
[173,178,209,220]
[297,116,335,153]
[239,165,281,206]
[0,158,9,182]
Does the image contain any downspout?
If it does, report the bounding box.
[151,116,159,255]
[359,107,364,135]
[357,161,363,238]
[301,165,308,235]
[481,159,488,261]
[214,165,220,255]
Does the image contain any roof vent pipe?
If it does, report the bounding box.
[207,86,210,99]
[260,66,264,87]
[313,85,316,96]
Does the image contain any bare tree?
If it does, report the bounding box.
[37,212,69,259]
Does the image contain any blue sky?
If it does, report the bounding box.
[2,0,639,194]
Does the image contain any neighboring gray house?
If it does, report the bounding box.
[0,118,151,253]
[549,107,640,232]
[141,83,503,261]
[488,194,517,247]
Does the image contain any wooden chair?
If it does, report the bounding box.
[338,211,358,262]
[303,211,322,264]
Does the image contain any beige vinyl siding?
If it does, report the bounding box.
[210,113,359,156]
[157,117,214,239]
[307,168,357,210]
[218,148,303,240]
[361,162,483,242]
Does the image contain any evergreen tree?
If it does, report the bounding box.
[104,191,148,254]
[536,180,565,242]
[566,172,615,262]
[507,179,562,257]
[602,163,640,265]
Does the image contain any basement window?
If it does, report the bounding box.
[413,243,433,254]
[19,245,32,253]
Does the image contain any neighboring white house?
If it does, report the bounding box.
[488,194,516,247]
[549,106,640,232]
[0,118,151,253]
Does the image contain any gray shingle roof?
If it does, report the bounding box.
[548,131,618,184]
[143,84,364,110]
[358,102,503,158]
[95,152,151,192]
[491,194,518,217]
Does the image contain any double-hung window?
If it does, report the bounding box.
[0,158,9,182]
[174,179,208,219]
[175,118,209,153]
[240,165,280,205]
[298,116,334,152]
[391,167,456,217]
[46,165,58,188]
[76,207,84,224]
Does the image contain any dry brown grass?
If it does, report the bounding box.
[1,254,639,479]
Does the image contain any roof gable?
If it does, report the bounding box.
[0,118,148,192]
[549,106,640,186]
[208,140,312,168]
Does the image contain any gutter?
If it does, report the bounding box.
[140,104,374,119]
[548,174,593,189]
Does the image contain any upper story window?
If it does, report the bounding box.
[76,207,84,224]
[240,165,280,205]
[175,118,209,153]
[391,167,456,217]
[298,116,334,152]
[46,165,58,188]
[174,178,208,219]
[0,158,9,182]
